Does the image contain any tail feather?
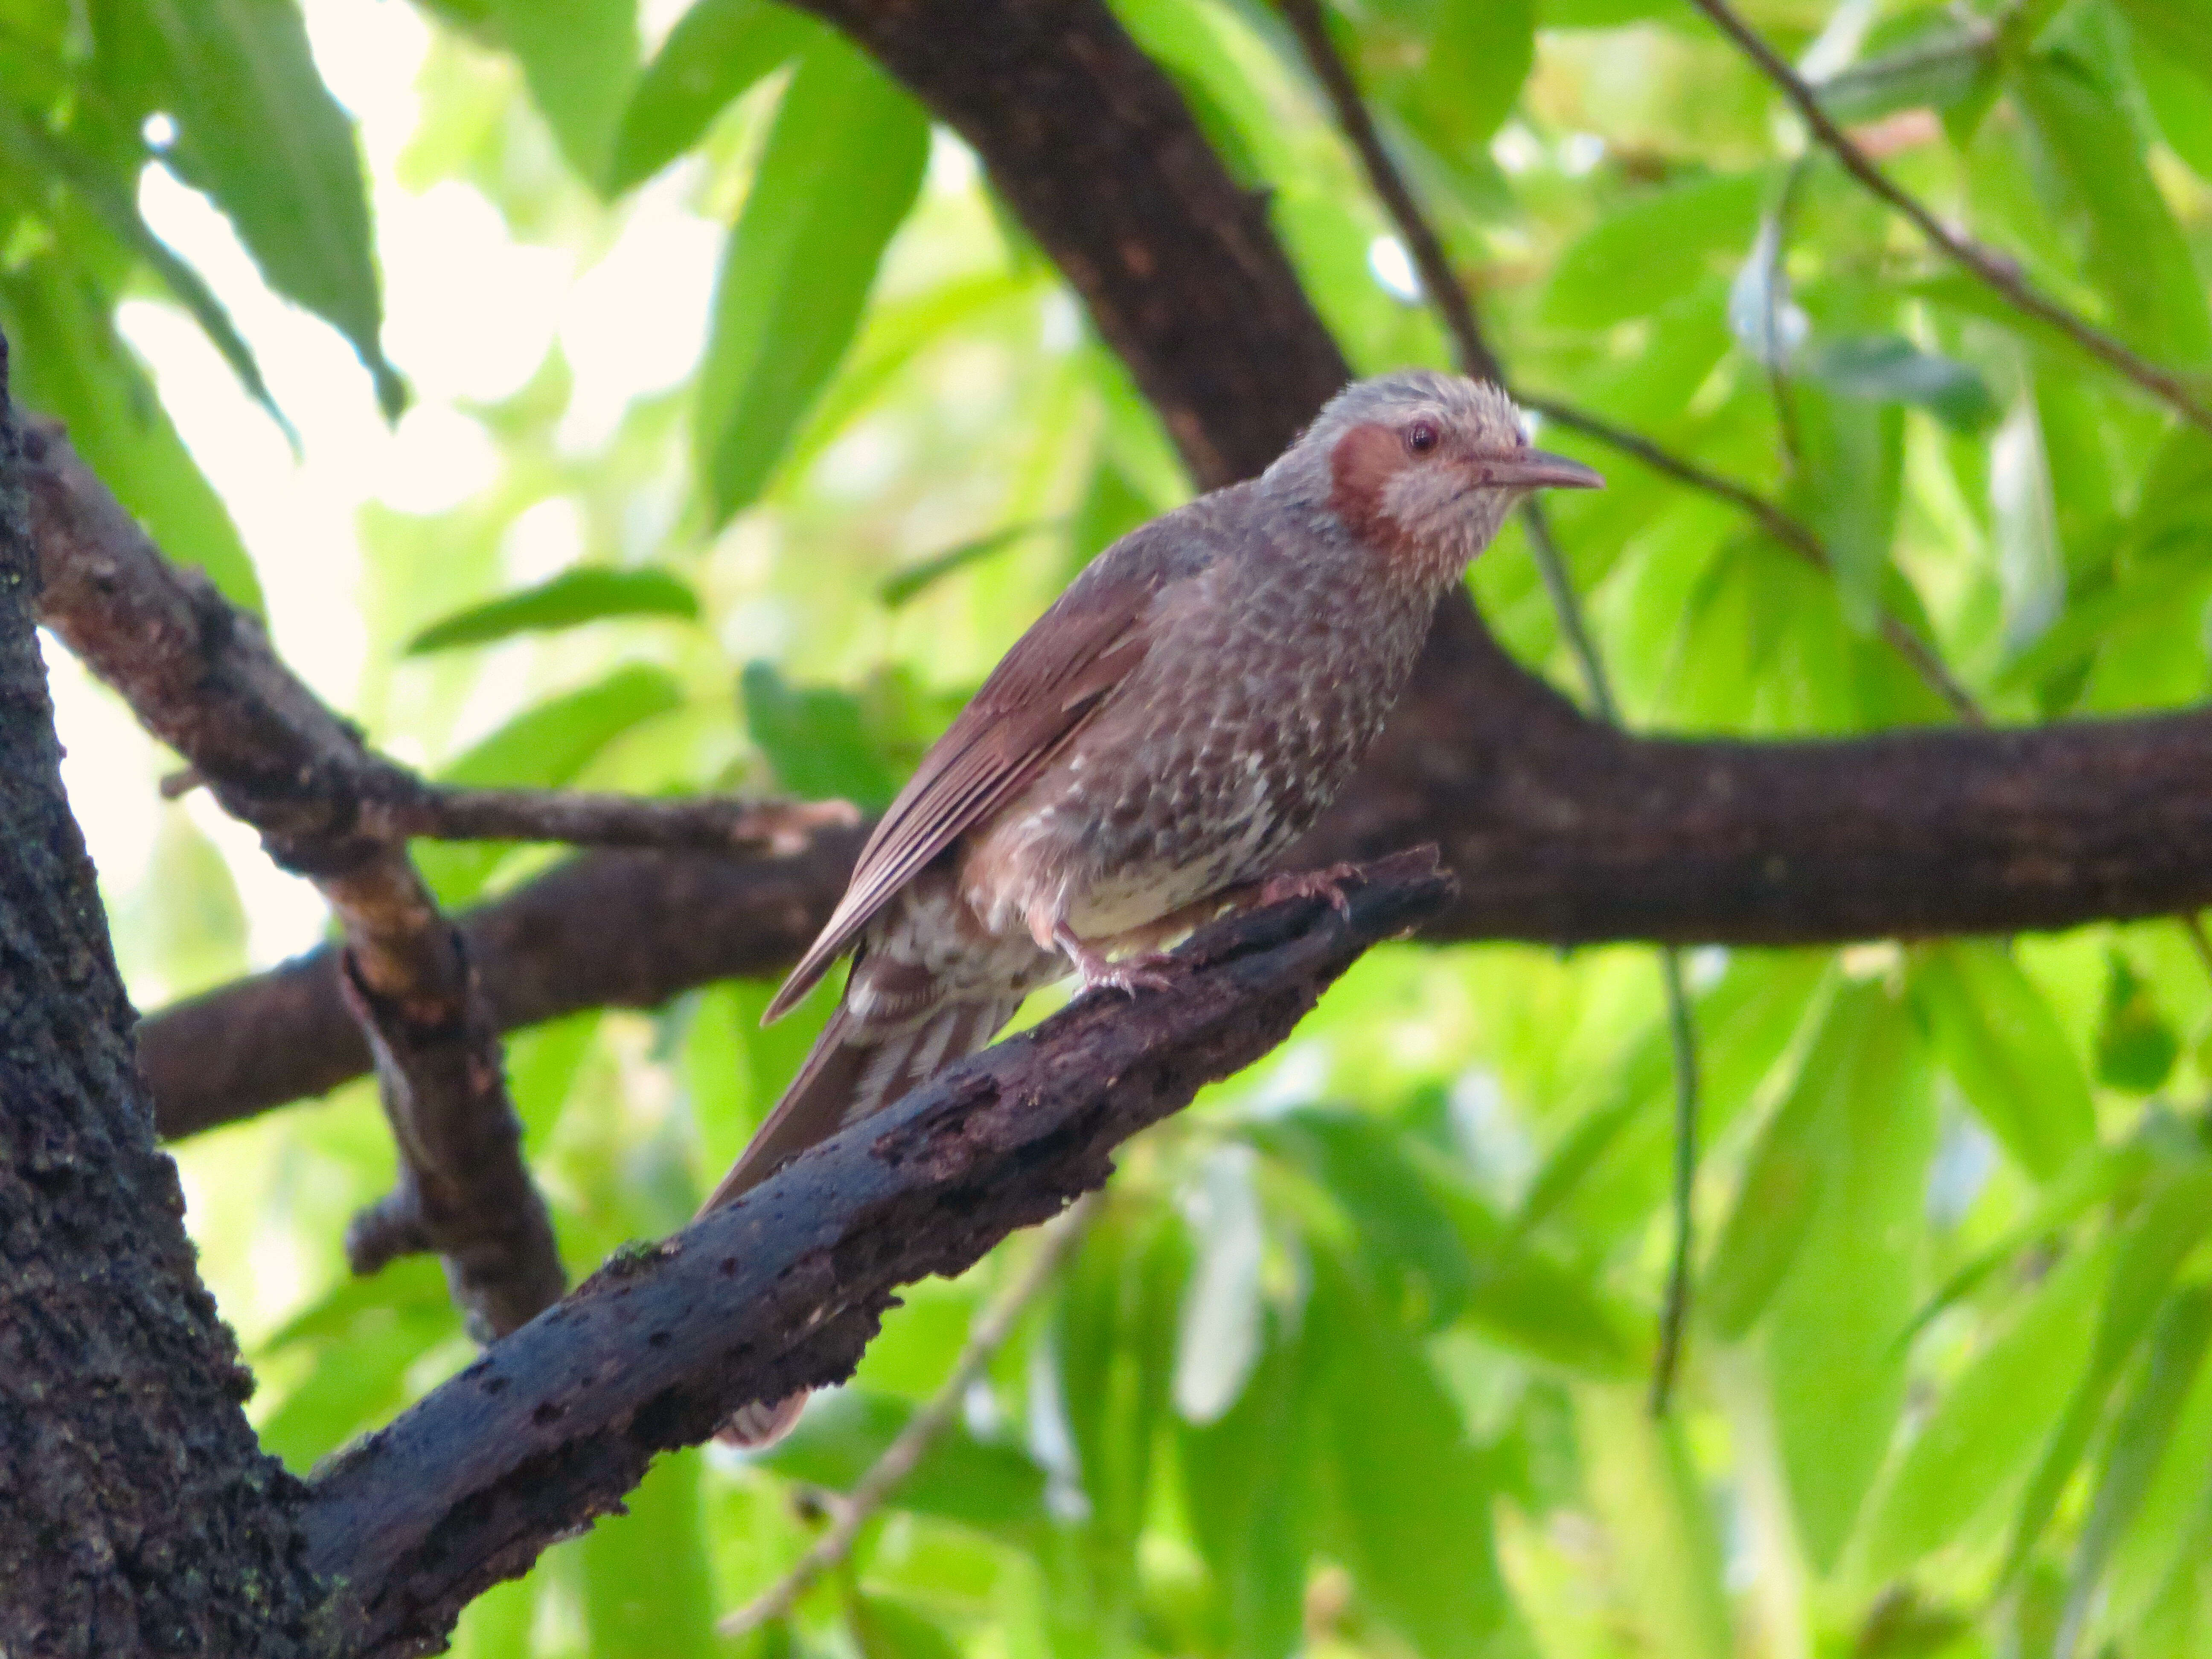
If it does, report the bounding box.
[699,989,1020,1450]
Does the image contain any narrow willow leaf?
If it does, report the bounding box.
[122,0,402,415]
[1312,1252,1505,1659]
[1794,382,1904,632]
[1543,172,1767,329]
[2058,1286,2212,1658]
[2004,1162,2212,1580]
[2014,49,2212,366]
[404,567,700,654]
[739,661,898,811]
[581,1449,715,1659]
[1577,1385,1733,1659]
[0,264,264,611]
[1802,335,2000,432]
[879,521,1063,608]
[1861,1234,2110,1575]
[486,0,640,187]
[609,0,818,193]
[1911,941,2096,1179]
[1764,983,1935,1569]
[696,36,928,524]
[1179,1322,1316,1659]
[0,109,288,440]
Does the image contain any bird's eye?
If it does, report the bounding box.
[1405,420,1440,456]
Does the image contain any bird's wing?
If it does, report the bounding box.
[761,565,1164,1023]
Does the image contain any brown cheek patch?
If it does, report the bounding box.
[1327,422,1410,542]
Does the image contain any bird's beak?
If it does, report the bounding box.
[1466,449,1604,490]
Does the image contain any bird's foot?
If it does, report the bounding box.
[1258,862,1362,918]
[1054,925,1177,997]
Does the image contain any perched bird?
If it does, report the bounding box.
[703,370,1599,1444]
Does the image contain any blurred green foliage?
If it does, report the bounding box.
[10,0,2212,1653]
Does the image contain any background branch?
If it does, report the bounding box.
[297,854,1455,1659]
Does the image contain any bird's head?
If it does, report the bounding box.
[1280,370,1602,585]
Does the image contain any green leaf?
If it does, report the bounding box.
[485,0,640,186]
[1801,334,2001,432]
[2004,1161,2212,1579]
[1793,381,1904,631]
[740,660,898,810]
[1763,982,1936,1569]
[1576,1385,1732,1659]
[1179,1321,1317,1659]
[696,35,928,523]
[1861,1232,2110,1575]
[1703,981,1918,1339]
[608,0,818,193]
[120,0,403,415]
[0,263,264,611]
[853,1594,966,1659]
[760,1387,1049,1535]
[2059,1285,2212,1657]
[1542,172,1767,329]
[2132,49,2212,181]
[1911,942,2097,1180]
[581,1448,716,1659]
[1311,1252,1505,1659]
[879,521,1063,608]
[0,110,289,442]
[404,567,701,654]
[2096,950,2180,1093]
[2111,0,2212,84]
[2014,48,2212,367]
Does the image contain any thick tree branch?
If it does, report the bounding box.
[1685,0,2212,435]
[23,419,563,1339]
[296,853,1455,1659]
[0,336,320,1656]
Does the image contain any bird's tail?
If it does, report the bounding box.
[699,988,1021,1447]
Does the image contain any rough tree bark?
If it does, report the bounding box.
[0,342,321,1653]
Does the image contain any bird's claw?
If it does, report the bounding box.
[1259,863,1362,918]
[1083,955,1178,997]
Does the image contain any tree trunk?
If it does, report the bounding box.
[0,338,320,1654]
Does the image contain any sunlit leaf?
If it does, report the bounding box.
[1174,1144,1268,1423]
[115,0,403,414]
[1912,941,2096,1180]
[404,567,701,654]
[2096,950,2180,1093]
[606,0,816,192]
[581,1448,716,1659]
[1543,173,1767,329]
[696,34,928,523]
[1576,1385,1732,1659]
[485,0,639,186]
[2004,1161,2212,1580]
[2060,1285,2212,1657]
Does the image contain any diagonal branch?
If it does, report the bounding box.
[296,853,1455,1659]
[1685,0,2212,436]
[23,418,563,1340]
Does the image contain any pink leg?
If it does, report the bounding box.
[1051,922,1177,997]
[1257,862,1362,918]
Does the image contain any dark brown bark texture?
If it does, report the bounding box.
[296,853,1453,1659]
[0,340,320,1655]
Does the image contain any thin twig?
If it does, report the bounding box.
[361,789,859,854]
[1277,0,1710,1410]
[1274,0,1984,725]
[720,1193,1102,1637]
[1649,946,1701,1415]
[1685,0,2212,436]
